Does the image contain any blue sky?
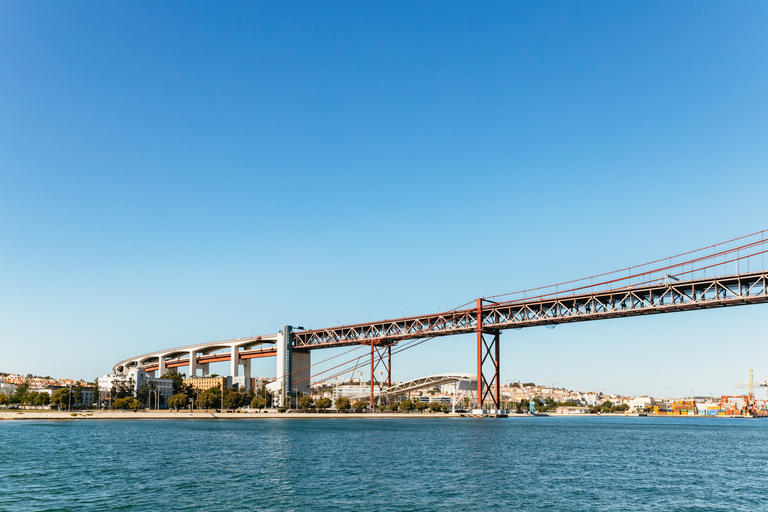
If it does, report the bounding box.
[1,2,767,397]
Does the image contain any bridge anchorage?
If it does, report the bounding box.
[114,230,768,412]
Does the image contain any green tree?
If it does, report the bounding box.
[388,402,399,412]
[298,395,314,410]
[0,392,9,406]
[11,382,29,405]
[399,399,415,412]
[414,400,428,412]
[111,377,135,401]
[223,389,245,410]
[255,385,273,408]
[113,397,142,410]
[33,392,50,407]
[161,371,195,398]
[50,388,70,409]
[243,388,256,408]
[71,385,83,408]
[161,371,184,394]
[137,382,151,407]
[250,396,267,409]
[315,397,332,410]
[196,389,220,410]
[168,393,188,410]
[335,397,350,411]
[113,397,128,409]
[428,402,442,413]
[353,400,367,412]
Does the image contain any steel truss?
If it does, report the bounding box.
[293,272,768,349]
[374,373,475,399]
[370,341,391,405]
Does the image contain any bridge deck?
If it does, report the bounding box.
[292,271,768,349]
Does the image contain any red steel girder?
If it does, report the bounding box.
[292,272,768,350]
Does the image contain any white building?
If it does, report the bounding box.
[582,393,603,406]
[332,385,369,402]
[440,379,474,395]
[628,396,655,413]
[97,368,173,407]
[0,380,17,395]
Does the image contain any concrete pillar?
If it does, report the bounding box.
[230,347,239,377]
[201,363,209,376]
[243,359,251,389]
[292,351,311,396]
[189,351,197,377]
[158,356,166,376]
[275,326,292,408]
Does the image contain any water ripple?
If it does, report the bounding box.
[1,417,767,511]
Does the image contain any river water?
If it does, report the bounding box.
[1,416,766,511]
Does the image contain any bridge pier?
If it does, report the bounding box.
[370,341,392,406]
[189,350,197,377]
[292,350,310,402]
[273,326,311,408]
[230,348,239,377]
[242,358,251,382]
[477,299,501,409]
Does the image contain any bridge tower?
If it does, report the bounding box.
[275,325,310,408]
[370,340,392,405]
[476,298,501,410]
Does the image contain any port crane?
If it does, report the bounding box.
[728,369,768,416]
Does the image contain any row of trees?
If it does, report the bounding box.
[0,382,92,410]
[292,396,450,413]
[593,400,630,413]
[165,384,276,411]
[507,397,630,413]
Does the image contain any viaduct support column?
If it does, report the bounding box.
[158,356,166,377]
[189,351,197,377]
[230,347,239,378]
[243,359,251,390]
[476,298,501,410]
[275,326,293,408]
[274,326,310,408]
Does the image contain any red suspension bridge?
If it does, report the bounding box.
[114,230,768,409]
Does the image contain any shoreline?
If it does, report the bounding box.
[1,410,760,421]
[0,410,464,420]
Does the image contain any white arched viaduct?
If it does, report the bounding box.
[112,326,308,405]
